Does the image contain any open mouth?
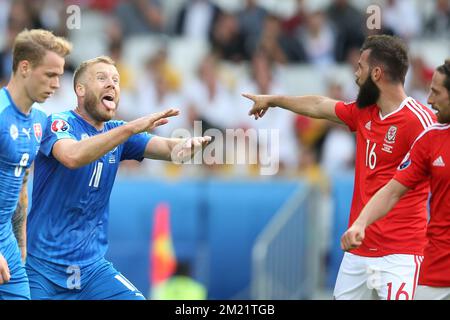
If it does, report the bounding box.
[101,94,116,110]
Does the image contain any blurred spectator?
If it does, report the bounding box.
[297,10,335,67]
[383,0,422,40]
[259,14,306,64]
[319,81,355,176]
[37,0,70,37]
[0,25,16,86]
[173,0,221,42]
[109,39,135,91]
[184,53,236,133]
[238,0,268,59]
[406,56,434,107]
[7,0,37,30]
[115,0,164,36]
[135,50,187,137]
[282,0,307,35]
[240,51,300,173]
[210,12,247,62]
[0,1,37,85]
[89,0,120,12]
[326,0,365,62]
[424,0,450,38]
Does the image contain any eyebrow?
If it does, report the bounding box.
[96,71,119,77]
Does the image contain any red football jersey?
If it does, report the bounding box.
[395,124,450,286]
[335,97,436,257]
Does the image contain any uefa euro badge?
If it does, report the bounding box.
[51,119,70,133]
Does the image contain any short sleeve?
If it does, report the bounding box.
[394,133,430,189]
[39,115,77,157]
[121,132,153,161]
[335,101,358,132]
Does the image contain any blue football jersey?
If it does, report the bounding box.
[27,110,152,266]
[0,88,47,245]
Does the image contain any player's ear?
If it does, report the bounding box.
[18,60,31,78]
[371,66,382,82]
[75,83,85,97]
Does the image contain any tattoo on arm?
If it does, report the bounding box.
[12,168,30,249]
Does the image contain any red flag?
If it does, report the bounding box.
[150,202,177,287]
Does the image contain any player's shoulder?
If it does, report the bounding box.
[47,111,77,133]
[401,97,435,127]
[0,87,12,115]
[48,110,75,122]
[104,119,126,130]
[422,123,450,136]
[412,123,450,147]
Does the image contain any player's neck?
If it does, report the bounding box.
[5,77,34,115]
[377,85,408,117]
[74,106,105,131]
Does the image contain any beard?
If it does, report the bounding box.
[356,75,381,109]
[84,88,117,122]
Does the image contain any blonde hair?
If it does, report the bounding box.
[73,56,116,91]
[12,29,72,72]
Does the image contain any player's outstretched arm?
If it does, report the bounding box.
[242,93,343,123]
[341,179,409,251]
[52,109,179,169]
[144,136,211,162]
[12,168,30,263]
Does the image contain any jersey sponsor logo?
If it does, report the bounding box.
[51,119,70,133]
[384,125,397,144]
[33,123,42,143]
[10,124,18,140]
[365,121,372,131]
[22,127,31,139]
[432,156,445,167]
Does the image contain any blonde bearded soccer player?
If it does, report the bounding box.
[24,56,210,300]
[243,35,436,300]
[0,29,71,300]
[342,60,450,300]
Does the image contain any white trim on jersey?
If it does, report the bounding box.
[114,274,138,292]
[405,101,433,129]
[409,123,450,151]
[410,100,434,127]
[378,97,409,120]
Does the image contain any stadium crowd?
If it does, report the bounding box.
[0,0,448,179]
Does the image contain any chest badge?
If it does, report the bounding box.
[10,124,18,140]
[384,125,397,144]
[33,123,42,143]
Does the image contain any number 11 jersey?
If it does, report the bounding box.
[27,110,152,267]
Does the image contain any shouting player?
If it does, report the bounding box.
[0,29,71,300]
[342,59,450,300]
[243,35,436,300]
[24,56,209,300]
